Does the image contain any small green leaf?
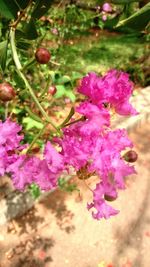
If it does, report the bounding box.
[29,183,41,199]
[65,90,76,102]
[0,0,30,19]
[58,75,71,84]
[13,71,26,88]
[55,85,66,98]
[71,71,82,81]
[0,40,8,71]
[12,107,22,114]
[23,117,43,130]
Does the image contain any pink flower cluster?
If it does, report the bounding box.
[0,120,63,191]
[0,69,138,220]
[102,2,112,21]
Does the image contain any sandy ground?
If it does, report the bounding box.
[0,89,150,267]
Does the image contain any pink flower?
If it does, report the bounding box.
[87,183,119,220]
[34,159,60,190]
[0,69,138,221]
[78,70,138,116]
[7,141,64,191]
[7,155,34,190]
[76,101,110,135]
[0,146,8,176]
[51,28,58,35]
[102,14,107,21]
[111,157,136,189]
[0,119,23,150]
[102,3,112,13]
[0,119,25,176]
[103,70,138,115]
[77,72,108,107]
[44,141,64,173]
[58,126,93,170]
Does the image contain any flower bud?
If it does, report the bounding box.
[35,48,51,64]
[31,144,40,154]
[123,150,138,163]
[48,85,57,96]
[104,194,117,202]
[0,82,16,102]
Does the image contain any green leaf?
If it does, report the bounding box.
[57,75,71,84]
[116,3,150,31]
[32,0,53,19]
[0,40,8,71]
[55,85,76,101]
[71,71,82,81]
[0,0,30,19]
[65,90,76,102]
[23,117,43,130]
[29,183,41,199]
[13,70,26,88]
[12,107,22,114]
[16,38,32,50]
[0,0,18,19]
[55,85,66,98]
[23,18,38,40]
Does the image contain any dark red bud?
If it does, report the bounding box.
[123,150,138,163]
[0,82,16,102]
[31,144,40,154]
[48,85,57,96]
[104,194,117,202]
[35,48,51,64]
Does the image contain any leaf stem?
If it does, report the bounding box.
[10,27,59,133]
[59,106,75,128]
[63,116,85,127]
[26,122,48,154]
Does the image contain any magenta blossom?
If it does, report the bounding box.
[0,119,23,150]
[78,70,138,116]
[7,141,64,191]
[0,119,25,176]
[0,67,138,221]
[87,182,119,220]
[76,101,110,135]
[102,3,112,13]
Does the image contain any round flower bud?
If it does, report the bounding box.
[31,144,40,154]
[104,194,117,202]
[35,48,51,64]
[123,150,138,163]
[0,82,16,102]
[48,85,57,96]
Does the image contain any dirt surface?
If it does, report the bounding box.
[0,90,150,267]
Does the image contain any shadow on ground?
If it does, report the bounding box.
[7,236,54,267]
[40,190,75,233]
